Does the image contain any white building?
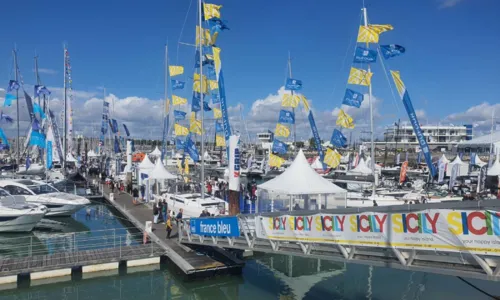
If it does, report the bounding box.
[377,124,473,151]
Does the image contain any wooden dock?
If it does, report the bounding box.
[100,184,244,278]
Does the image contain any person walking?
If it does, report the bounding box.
[158,201,164,223]
[166,212,173,239]
[132,187,139,205]
[175,208,183,227]
[140,184,145,201]
[162,199,168,223]
[110,181,115,194]
[153,203,159,224]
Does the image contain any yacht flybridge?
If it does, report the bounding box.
[0,179,90,217]
[0,188,47,232]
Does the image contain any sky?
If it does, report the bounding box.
[0,0,499,143]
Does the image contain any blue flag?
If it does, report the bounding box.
[207,65,216,77]
[342,89,364,108]
[32,119,40,131]
[0,112,13,123]
[174,110,186,120]
[29,131,46,148]
[46,141,53,169]
[123,124,130,136]
[215,121,223,132]
[193,93,211,112]
[353,47,377,63]
[285,78,302,91]
[3,94,16,107]
[194,50,214,68]
[211,93,220,104]
[0,128,9,149]
[33,103,46,119]
[185,135,200,162]
[171,80,185,90]
[24,91,35,121]
[272,139,288,155]
[417,151,422,164]
[114,136,121,153]
[175,137,185,150]
[26,156,31,170]
[34,85,51,97]
[330,129,347,148]
[7,80,19,92]
[208,18,230,37]
[380,44,405,60]
[278,110,295,124]
[308,111,325,170]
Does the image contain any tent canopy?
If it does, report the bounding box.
[348,158,373,175]
[488,156,500,176]
[258,149,345,195]
[473,155,487,167]
[138,154,155,170]
[149,158,177,180]
[150,146,162,156]
[450,155,467,165]
[439,154,449,164]
[66,153,77,162]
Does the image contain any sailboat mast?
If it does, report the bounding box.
[489,110,494,163]
[63,45,67,168]
[198,0,205,200]
[363,7,376,196]
[287,53,296,152]
[13,49,20,170]
[163,44,169,164]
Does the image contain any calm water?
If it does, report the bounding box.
[1,199,500,299]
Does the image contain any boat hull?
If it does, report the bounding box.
[0,212,45,232]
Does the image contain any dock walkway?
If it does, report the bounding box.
[100,184,244,277]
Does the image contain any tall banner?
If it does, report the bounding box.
[255,209,500,256]
[396,153,400,165]
[438,162,446,183]
[308,111,325,170]
[49,110,64,163]
[399,161,408,183]
[449,164,459,190]
[99,101,110,150]
[46,141,53,169]
[477,165,487,193]
[228,135,241,191]
[218,70,232,159]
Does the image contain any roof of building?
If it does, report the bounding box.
[457,131,500,146]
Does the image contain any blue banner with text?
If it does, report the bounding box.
[189,217,240,237]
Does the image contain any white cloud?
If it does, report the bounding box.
[438,0,464,8]
[416,109,426,119]
[444,102,500,135]
[34,68,58,75]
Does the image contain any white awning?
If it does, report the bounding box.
[149,158,177,180]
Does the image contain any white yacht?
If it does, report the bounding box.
[159,191,228,218]
[0,189,47,232]
[0,179,91,217]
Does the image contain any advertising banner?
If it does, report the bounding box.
[256,209,500,255]
[228,135,241,191]
[190,217,240,237]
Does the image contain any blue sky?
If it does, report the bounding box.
[0,0,499,139]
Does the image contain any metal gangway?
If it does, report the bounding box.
[179,200,500,282]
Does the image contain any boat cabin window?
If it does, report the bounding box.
[28,184,59,195]
[2,185,33,196]
[0,189,10,198]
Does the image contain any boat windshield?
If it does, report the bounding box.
[28,184,59,195]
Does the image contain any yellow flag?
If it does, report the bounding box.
[190,111,196,123]
[213,107,222,119]
[336,109,355,129]
[196,26,216,46]
[184,160,189,174]
[193,73,208,94]
[269,154,285,168]
[212,47,221,77]
[175,124,189,136]
[324,148,341,168]
[165,98,170,114]
[390,70,405,97]
[275,123,290,137]
[172,95,187,105]
[348,67,373,86]
[203,3,222,20]
[300,95,310,111]
[281,94,300,108]
[216,135,225,147]
[177,159,183,174]
[357,24,394,43]
[209,80,218,91]
[169,66,184,77]
[190,119,202,135]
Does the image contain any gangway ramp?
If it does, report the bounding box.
[179,200,500,281]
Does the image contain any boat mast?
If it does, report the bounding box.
[362,7,376,196]
[163,44,168,164]
[34,55,44,167]
[287,52,297,153]
[489,110,494,163]
[13,48,20,171]
[63,45,67,169]
[198,0,205,200]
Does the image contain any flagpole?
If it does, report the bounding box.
[63,45,67,170]
[363,7,377,196]
[198,0,205,201]
[287,52,296,154]
[13,48,20,171]
[163,44,168,165]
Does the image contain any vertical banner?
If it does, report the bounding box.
[218,70,232,159]
[228,135,241,191]
[46,141,53,169]
[477,165,487,193]
[438,162,446,183]
[49,110,64,163]
[308,111,325,170]
[99,101,110,151]
[399,161,408,183]
[449,164,459,190]
[396,153,400,165]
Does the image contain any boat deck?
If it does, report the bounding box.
[100,183,244,278]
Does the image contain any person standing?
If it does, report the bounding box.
[166,213,173,239]
[153,203,159,224]
[110,181,115,194]
[162,199,168,223]
[175,208,183,227]
[140,184,145,201]
[132,187,139,205]
[158,201,164,223]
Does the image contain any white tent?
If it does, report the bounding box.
[310,156,324,169]
[446,155,469,176]
[149,158,177,180]
[66,153,77,162]
[347,158,373,175]
[439,154,449,164]
[138,155,154,170]
[473,155,487,167]
[150,146,161,157]
[87,150,99,157]
[488,156,500,176]
[258,149,345,195]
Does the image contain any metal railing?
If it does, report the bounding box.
[0,227,165,274]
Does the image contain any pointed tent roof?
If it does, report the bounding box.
[149,158,177,180]
[310,156,324,169]
[439,154,449,164]
[258,149,345,195]
[138,154,155,170]
[473,155,487,167]
[66,153,77,162]
[347,158,373,175]
[203,151,213,160]
[450,155,467,165]
[150,146,161,156]
[488,155,500,176]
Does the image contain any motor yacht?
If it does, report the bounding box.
[0,188,47,232]
[0,179,91,217]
